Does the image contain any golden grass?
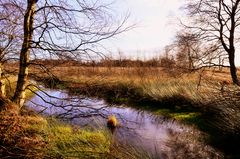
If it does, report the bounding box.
[8,65,238,101]
[44,66,236,103]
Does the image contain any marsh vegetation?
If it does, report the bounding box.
[1,0,240,158]
[3,63,240,158]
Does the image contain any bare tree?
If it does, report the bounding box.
[0,0,131,106]
[175,31,200,70]
[159,45,176,69]
[184,0,240,85]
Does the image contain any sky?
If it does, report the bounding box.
[103,0,185,59]
[103,0,240,66]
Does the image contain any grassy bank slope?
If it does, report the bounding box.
[0,97,112,159]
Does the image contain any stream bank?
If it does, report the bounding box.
[32,76,240,158]
[25,87,222,158]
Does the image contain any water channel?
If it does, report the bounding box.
[25,89,221,158]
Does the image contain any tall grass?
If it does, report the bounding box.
[32,66,235,125]
[201,93,240,158]
[49,67,219,98]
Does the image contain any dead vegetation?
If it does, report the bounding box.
[0,97,47,159]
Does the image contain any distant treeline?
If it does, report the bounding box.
[27,57,176,68]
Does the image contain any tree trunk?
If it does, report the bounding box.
[0,63,6,97]
[218,56,222,71]
[229,49,239,85]
[12,0,36,107]
[187,46,194,70]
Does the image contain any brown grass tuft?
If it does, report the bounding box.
[107,115,118,128]
[0,100,47,159]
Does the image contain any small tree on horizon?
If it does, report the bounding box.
[175,31,200,71]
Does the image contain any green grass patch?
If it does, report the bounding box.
[172,112,201,123]
[43,118,111,158]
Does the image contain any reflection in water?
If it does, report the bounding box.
[25,89,221,158]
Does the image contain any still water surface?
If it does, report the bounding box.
[26,89,220,158]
